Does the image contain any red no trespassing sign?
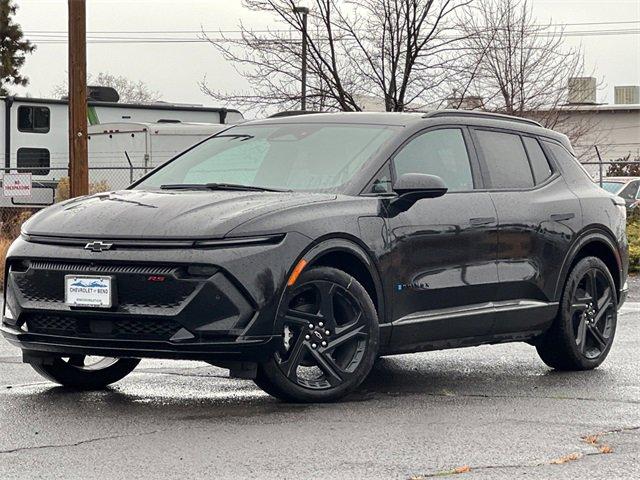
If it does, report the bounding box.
[3,173,33,197]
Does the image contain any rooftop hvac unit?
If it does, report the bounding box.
[446,96,484,110]
[614,86,640,105]
[567,77,597,104]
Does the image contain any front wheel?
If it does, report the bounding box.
[255,266,379,402]
[30,356,140,389]
[536,256,617,370]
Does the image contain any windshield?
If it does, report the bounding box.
[135,123,399,193]
[601,181,624,194]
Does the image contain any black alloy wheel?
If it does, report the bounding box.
[537,256,617,370]
[570,268,616,359]
[255,266,379,402]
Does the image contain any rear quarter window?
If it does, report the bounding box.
[522,137,553,184]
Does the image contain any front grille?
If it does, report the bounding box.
[13,261,197,310]
[26,313,182,340]
[29,261,176,276]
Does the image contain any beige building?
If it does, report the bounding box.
[352,82,640,169]
[558,103,640,161]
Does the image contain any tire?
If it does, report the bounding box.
[30,356,140,389]
[255,266,379,402]
[536,256,617,370]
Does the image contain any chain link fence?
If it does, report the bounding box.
[581,160,639,187]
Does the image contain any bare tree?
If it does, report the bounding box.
[451,0,601,152]
[200,0,473,115]
[52,72,161,103]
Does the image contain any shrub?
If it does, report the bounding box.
[606,154,640,177]
[628,217,640,273]
[55,176,111,202]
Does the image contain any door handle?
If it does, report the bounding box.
[550,213,575,222]
[469,217,496,226]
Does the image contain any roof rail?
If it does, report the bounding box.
[268,110,322,118]
[423,110,542,127]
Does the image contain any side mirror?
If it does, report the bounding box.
[392,173,448,206]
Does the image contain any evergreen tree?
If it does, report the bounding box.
[0,0,35,95]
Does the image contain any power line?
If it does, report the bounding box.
[26,29,640,45]
[22,19,640,35]
[23,19,640,41]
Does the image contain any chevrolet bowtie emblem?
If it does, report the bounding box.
[84,241,113,252]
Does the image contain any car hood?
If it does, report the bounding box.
[23,189,336,239]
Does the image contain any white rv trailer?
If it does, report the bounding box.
[0,96,242,208]
[87,121,228,187]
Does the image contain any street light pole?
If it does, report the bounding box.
[294,6,309,111]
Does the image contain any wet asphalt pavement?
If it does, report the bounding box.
[0,282,638,479]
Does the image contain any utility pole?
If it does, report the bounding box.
[68,0,88,197]
[293,6,309,111]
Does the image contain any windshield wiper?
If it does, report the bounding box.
[160,183,291,192]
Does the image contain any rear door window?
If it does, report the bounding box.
[474,130,534,189]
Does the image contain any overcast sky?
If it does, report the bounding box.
[12,0,640,110]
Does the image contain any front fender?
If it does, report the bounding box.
[276,235,386,327]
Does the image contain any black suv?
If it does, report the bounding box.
[2,111,628,402]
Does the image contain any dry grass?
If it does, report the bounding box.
[55,176,111,202]
[0,237,13,289]
[0,209,35,289]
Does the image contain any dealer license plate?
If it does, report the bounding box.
[65,275,113,308]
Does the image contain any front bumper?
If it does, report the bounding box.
[0,323,280,362]
[2,233,309,361]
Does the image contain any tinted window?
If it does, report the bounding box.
[618,181,639,201]
[17,148,50,175]
[523,136,553,184]
[394,128,473,191]
[475,130,533,189]
[17,106,50,133]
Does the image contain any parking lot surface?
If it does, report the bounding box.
[1,298,638,479]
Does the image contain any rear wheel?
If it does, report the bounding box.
[30,356,140,389]
[536,256,617,370]
[256,266,379,402]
